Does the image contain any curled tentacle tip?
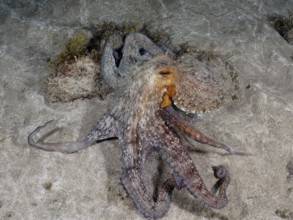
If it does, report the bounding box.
[28,119,55,140]
[212,165,226,179]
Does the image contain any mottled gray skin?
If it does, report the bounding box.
[28,33,239,219]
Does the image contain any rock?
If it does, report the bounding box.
[44,56,99,103]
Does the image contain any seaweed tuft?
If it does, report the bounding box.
[57,33,89,63]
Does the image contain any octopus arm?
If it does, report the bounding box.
[120,123,176,219]
[28,112,117,153]
[160,106,246,155]
[156,123,231,209]
[101,34,123,88]
[121,165,175,219]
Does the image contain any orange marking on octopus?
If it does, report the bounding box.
[158,66,177,109]
[167,84,176,97]
[160,84,177,108]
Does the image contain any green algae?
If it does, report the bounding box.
[53,32,90,66]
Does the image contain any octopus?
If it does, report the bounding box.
[28,33,243,218]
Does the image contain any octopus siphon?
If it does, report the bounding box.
[28,33,244,219]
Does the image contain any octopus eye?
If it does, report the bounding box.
[139,48,147,55]
[159,70,170,75]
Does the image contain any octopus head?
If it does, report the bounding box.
[138,55,178,109]
[150,53,238,114]
[172,54,239,113]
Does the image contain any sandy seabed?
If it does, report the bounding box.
[1,0,293,219]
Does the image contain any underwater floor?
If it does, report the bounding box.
[1,0,293,219]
